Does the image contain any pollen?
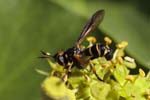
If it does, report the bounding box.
[117,56,123,64]
[101,63,110,68]
[86,36,97,44]
[104,37,112,45]
[146,89,150,96]
[125,75,134,82]
[139,68,145,77]
[147,95,150,100]
[116,41,128,49]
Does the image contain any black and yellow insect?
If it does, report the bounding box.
[40,9,113,81]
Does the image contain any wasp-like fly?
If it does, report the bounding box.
[40,9,113,82]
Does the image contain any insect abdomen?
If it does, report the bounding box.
[83,43,107,59]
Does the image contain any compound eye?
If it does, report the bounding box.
[59,56,64,62]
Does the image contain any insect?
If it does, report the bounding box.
[40,9,113,82]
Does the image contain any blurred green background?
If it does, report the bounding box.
[0,0,149,100]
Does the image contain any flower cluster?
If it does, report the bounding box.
[39,36,150,100]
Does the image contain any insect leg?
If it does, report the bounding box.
[62,73,68,82]
[89,61,103,81]
[61,62,73,82]
[83,72,91,82]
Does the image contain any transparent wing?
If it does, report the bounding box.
[76,9,105,46]
[73,54,89,69]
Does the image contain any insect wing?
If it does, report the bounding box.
[76,10,105,46]
[73,54,90,69]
